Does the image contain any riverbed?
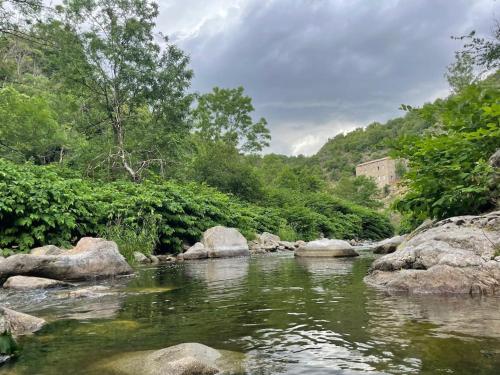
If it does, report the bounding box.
[1,251,499,374]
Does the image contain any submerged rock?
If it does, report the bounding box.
[0,238,133,281]
[295,239,359,258]
[0,307,46,336]
[372,235,407,254]
[365,211,500,294]
[3,276,74,290]
[96,342,245,375]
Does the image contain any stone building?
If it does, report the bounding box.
[355,157,398,189]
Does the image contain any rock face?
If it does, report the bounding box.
[202,226,250,258]
[295,239,359,258]
[365,211,500,294]
[0,237,133,281]
[372,235,407,254]
[3,276,73,290]
[0,307,46,336]
[97,343,245,375]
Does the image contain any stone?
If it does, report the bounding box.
[133,251,150,264]
[372,235,407,254]
[202,226,249,258]
[0,237,133,281]
[295,239,359,258]
[365,211,500,294]
[63,285,112,299]
[0,307,46,336]
[178,242,208,260]
[30,245,65,256]
[96,343,245,375]
[489,149,500,168]
[278,241,297,251]
[3,276,74,290]
[156,255,176,263]
[149,255,159,264]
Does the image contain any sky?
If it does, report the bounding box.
[156,0,498,155]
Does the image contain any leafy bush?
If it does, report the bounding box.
[0,158,394,254]
[99,215,160,263]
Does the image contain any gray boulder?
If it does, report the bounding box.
[178,242,208,260]
[365,211,500,294]
[489,149,500,168]
[133,251,150,264]
[203,226,249,258]
[3,276,73,290]
[0,307,46,336]
[96,342,245,375]
[295,239,359,258]
[0,237,133,281]
[372,235,407,254]
[249,232,282,253]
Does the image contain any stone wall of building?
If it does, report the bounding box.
[355,157,398,189]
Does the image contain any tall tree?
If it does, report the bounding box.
[47,0,193,181]
[192,86,271,153]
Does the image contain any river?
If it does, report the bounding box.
[1,251,499,374]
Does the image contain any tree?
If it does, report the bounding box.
[331,175,382,208]
[445,51,474,93]
[192,86,270,153]
[0,86,69,163]
[47,0,193,181]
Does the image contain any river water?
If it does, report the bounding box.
[1,251,499,374]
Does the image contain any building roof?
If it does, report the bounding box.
[356,156,392,168]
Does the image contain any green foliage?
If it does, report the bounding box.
[193,86,270,153]
[314,111,431,180]
[394,73,500,222]
[0,158,393,254]
[99,215,159,263]
[0,331,19,356]
[0,86,69,163]
[331,175,382,208]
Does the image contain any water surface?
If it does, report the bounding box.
[1,252,499,374]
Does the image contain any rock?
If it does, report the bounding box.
[30,245,65,256]
[295,239,359,258]
[178,242,208,260]
[133,252,150,264]
[248,232,284,253]
[96,342,245,375]
[365,211,500,294]
[278,241,296,251]
[3,276,74,290]
[156,255,176,263]
[148,255,159,264]
[0,237,133,281]
[0,307,46,336]
[489,149,500,168]
[372,235,407,254]
[63,285,111,299]
[0,355,13,365]
[202,226,249,258]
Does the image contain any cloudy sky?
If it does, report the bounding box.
[156,0,498,155]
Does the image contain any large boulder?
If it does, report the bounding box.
[202,226,249,258]
[372,235,407,254]
[489,149,500,168]
[365,211,500,294]
[96,342,245,375]
[295,239,359,258]
[248,232,281,253]
[0,307,46,336]
[3,276,73,290]
[0,237,133,281]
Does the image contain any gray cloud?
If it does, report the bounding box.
[158,0,498,155]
